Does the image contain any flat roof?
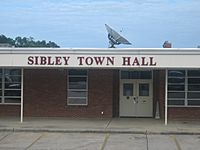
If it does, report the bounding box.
[0,48,200,55]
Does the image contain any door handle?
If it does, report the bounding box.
[133,96,138,104]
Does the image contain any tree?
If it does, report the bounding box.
[0,34,60,48]
[0,35,15,46]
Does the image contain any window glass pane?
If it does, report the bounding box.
[168,92,185,98]
[130,72,138,79]
[0,68,2,86]
[68,98,87,105]
[68,70,87,76]
[121,71,129,79]
[69,77,87,89]
[168,70,185,77]
[123,83,133,96]
[168,78,185,84]
[188,85,200,91]
[68,91,87,97]
[4,90,21,96]
[187,92,200,99]
[139,83,149,96]
[139,71,152,79]
[121,71,152,79]
[188,100,200,106]
[168,100,185,105]
[188,70,200,77]
[4,98,20,103]
[4,69,21,76]
[121,71,138,79]
[188,78,200,84]
[0,91,2,96]
[5,83,21,89]
[5,76,21,83]
[168,85,185,91]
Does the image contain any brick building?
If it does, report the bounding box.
[0,47,200,124]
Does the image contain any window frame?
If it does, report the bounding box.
[67,69,88,106]
[0,68,21,105]
[168,69,200,107]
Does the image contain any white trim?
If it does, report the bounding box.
[0,103,20,105]
[165,69,168,125]
[1,48,200,68]
[20,68,24,123]
[2,69,5,103]
[67,103,88,106]
[168,105,200,108]
[185,70,188,106]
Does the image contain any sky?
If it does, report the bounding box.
[0,0,200,48]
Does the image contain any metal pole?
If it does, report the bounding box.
[165,69,168,125]
[20,68,24,123]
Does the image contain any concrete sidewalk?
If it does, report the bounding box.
[0,117,200,134]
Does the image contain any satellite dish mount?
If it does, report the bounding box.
[105,24,131,48]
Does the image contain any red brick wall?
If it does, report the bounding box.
[0,105,20,116]
[87,69,113,117]
[153,70,159,117]
[112,70,119,117]
[155,70,166,119]
[1,68,200,120]
[24,69,66,117]
[168,107,200,120]
[23,69,113,118]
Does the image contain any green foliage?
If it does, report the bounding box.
[0,34,60,48]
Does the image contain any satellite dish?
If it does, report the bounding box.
[105,24,131,48]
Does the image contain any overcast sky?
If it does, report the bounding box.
[0,0,200,48]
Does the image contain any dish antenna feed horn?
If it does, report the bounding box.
[105,24,131,48]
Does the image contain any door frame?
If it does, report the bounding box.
[119,69,154,117]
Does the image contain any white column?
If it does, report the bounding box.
[165,69,168,125]
[20,68,24,123]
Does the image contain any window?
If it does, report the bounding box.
[168,70,200,106]
[187,70,200,106]
[139,83,149,96]
[0,69,2,103]
[123,83,133,96]
[0,68,21,104]
[67,69,88,105]
[121,70,152,79]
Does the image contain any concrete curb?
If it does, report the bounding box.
[0,128,200,135]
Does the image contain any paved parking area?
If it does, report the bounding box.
[0,132,199,150]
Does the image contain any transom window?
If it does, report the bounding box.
[168,70,200,106]
[0,68,21,104]
[67,69,88,105]
[121,70,152,79]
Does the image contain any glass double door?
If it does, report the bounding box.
[120,79,153,117]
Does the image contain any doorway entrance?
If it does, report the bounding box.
[119,70,153,117]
